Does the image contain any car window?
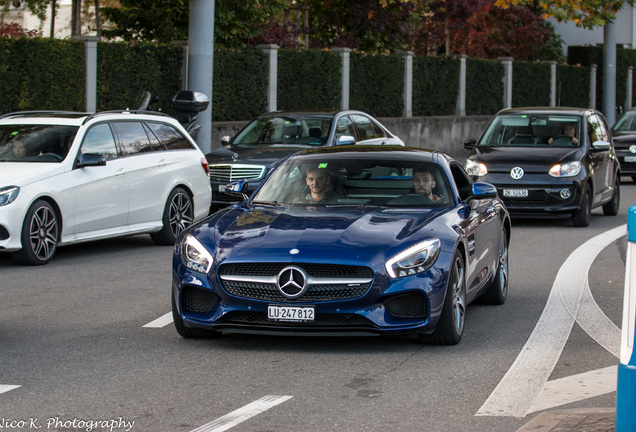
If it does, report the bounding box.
[252,156,452,207]
[613,112,636,131]
[81,123,118,160]
[479,114,582,148]
[352,114,379,141]
[232,116,332,146]
[0,124,78,163]
[146,122,194,150]
[450,163,472,201]
[335,116,356,142]
[112,121,153,155]
[588,114,609,143]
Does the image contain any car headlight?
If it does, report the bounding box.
[386,239,441,278]
[465,159,487,176]
[549,161,581,177]
[0,186,19,206]
[181,234,213,273]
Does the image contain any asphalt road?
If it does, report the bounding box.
[0,182,633,432]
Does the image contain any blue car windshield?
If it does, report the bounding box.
[0,124,78,162]
[253,157,452,207]
[479,115,582,148]
[232,116,332,146]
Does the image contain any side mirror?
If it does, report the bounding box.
[464,139,476,150]
[337,135,356,145]
[472,182,498,199]
[224,180,249,201]
[221,135,232,146]
[76,153,106,168]
[592,140,611,151]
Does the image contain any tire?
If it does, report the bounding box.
[602,177,620,216]
[151,187,194,245]
[572,184,592,227]
[11,200,59,265]
[419,251,466,345]
[480,228,509,305]
[172,293,220,339]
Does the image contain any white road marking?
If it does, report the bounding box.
[0,385,21,395]
[189,395,293,432]
[527,366,617,414]
[143,312,173,328]
[476,225,626,418]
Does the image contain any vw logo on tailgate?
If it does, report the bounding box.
[510,167,524,180]
[277,266,309,298]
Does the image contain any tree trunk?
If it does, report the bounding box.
[71,0,82,36]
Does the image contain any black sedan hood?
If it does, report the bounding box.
[612,132,636,147]
[206,144,316,167]
[198,205,450,253]
[469,146,582,173]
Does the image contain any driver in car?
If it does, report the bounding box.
[413,168,443,203]
[302,165,342,204]
[548,123,578,145]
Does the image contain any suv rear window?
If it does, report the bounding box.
[146,122,194,150]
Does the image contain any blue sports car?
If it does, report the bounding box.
[172,146,510,345]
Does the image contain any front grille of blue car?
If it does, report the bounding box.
[218,262,374,303]
[182,286,219,313]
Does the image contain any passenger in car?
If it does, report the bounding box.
[302,165,343,204]
[11,140,26,157]
[548,123,578,145]
[413,168,443,203]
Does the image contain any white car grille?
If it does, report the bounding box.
[209,164,266,181]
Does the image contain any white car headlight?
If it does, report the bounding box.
[0,186,19,206]
[465,159,487,176]
[386,239,441,278]
[549,161,581,177]
[181,234,213,273]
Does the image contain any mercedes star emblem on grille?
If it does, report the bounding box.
[510,167,524,180]
[630,145,636,154]
[277,266,308,298]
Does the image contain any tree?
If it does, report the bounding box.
[495,0,633,28]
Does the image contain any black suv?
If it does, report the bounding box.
[464,107,620,227]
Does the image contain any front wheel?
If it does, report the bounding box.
[151,187,194,245]
[11,200,59,265]
[419,251,466,345]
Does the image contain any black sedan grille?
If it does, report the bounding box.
[209,164,265,181]
[218,263,374,303]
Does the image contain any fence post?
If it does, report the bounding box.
[398,51,413,118]
[455,54,466,116]
[590,64,597,109]
[498,57,513,109]
[257,44,279,112]
[546,60,557,107]
[332,48,351,110]
[626,66,633,112]
[617,205,636,431]
[73,36,99,112]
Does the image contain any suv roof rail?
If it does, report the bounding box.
[0,110,86,119]
[82,109,171,125]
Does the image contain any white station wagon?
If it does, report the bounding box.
[0,110,212,265]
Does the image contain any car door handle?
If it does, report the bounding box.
[115,168,126,176]
[158,159,167,167]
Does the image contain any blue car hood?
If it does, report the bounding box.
[208,206,446,252]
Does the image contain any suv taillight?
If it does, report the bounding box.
[201,157,210,176]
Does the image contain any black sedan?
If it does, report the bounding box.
[612,109,636,181]
[206,110,404,208]
[173,146,510,345]
[464,107,620,227]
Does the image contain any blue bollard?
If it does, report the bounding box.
[616,205,636,431]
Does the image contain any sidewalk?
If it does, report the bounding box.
[517,408,615,432]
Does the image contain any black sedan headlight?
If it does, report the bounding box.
[181,234,214,273]
[386,239,441,278]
